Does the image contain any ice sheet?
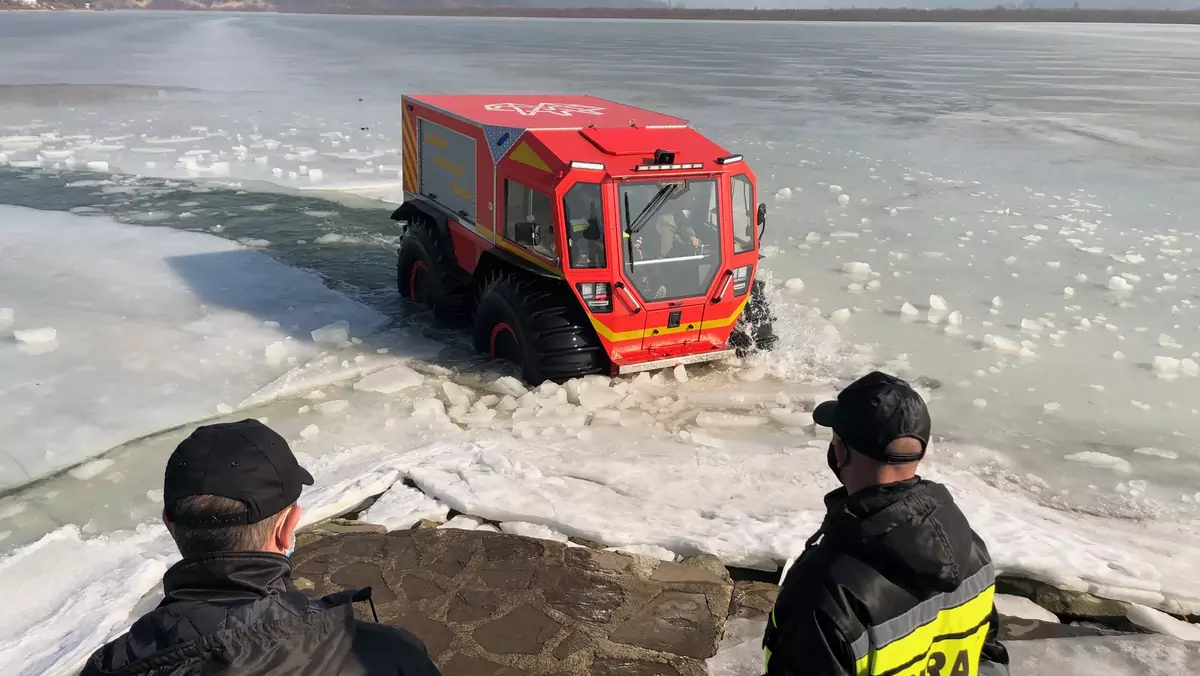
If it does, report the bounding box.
[706,622,1200,676]
[3,378,1200,675]
[0,525,175,676]
[4,15,1200,675]
[0,207,385,490]
[1006,635,1200,676]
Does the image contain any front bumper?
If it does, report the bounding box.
[615,348,737,375]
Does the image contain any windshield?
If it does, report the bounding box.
[620,179,721,302]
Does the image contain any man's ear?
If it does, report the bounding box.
[274,504,303,552]
[834,438,852,470]
[162,509,174,536]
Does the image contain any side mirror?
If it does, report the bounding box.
[514,221,540,247]
[756,203,767,227]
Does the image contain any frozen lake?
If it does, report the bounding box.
[1,13,1199,674]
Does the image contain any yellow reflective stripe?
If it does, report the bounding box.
[866,587,995,675]
[880,622,989,676]
[494,237,563,277]
[589,297,748,343]
[841,562,997,676]
[700,297,749,330]
[764,645,772,672]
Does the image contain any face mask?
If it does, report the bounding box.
[827,442,843,481]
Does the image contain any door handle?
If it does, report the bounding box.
[614,282,642,314]
[712,270,734,304]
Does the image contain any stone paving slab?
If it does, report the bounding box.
[293,529,733,676]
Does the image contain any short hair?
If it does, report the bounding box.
[168,494,283,558]
[886,437,925,461]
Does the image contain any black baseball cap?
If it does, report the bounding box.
[164,419,314,528]
[813,371,931,464]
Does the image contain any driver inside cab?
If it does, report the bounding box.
[566,191,605,268]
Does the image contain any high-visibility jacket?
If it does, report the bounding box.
[764,478,1010,676]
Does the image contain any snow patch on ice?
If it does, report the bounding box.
[500,521,570,542]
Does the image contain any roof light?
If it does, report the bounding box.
[716,154,744,165]
[570,161,606,171]
[633,162,704,172]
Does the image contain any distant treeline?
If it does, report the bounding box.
[297,6,1200,23]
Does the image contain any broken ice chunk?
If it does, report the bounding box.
[605,544,676,562]
[264,341,287,366]
[1107,276,1133,292]
[841,261,872,280]
[929,295,948,311]
[784,278,805,293]
[442,382,473,409]
[310,320,350,346]
[315,400,349,415]
[1065,451,1131,474]
[354,365,425,394]
[13,327,56,344]
[696,411,767,428]
[1153,357,1181,379]
[1181,359,1199,377]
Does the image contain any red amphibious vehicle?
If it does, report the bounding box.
[392,95,775,384]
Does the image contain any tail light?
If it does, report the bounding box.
[732,265,753,296]
[577,282,613,313]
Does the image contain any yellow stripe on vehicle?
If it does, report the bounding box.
[589,297,748,343]
[493,238,563,277]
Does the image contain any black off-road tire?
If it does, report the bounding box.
[730,279,778,356]
[472,273,608,384]
[396,218,470,319]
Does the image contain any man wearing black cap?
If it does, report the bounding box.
[81,419,441,676]
[763,372,1010,676]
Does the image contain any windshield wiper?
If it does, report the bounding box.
[625,182,682,236]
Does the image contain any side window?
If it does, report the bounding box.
[563,183,606,269]
[731,174,755,254]
[505,179,557,260]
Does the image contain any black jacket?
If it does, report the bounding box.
[764,478,1010,676]
[81,552,441,676]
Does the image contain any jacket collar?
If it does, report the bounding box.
[822,476,922,512]
[162,551,293,605]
